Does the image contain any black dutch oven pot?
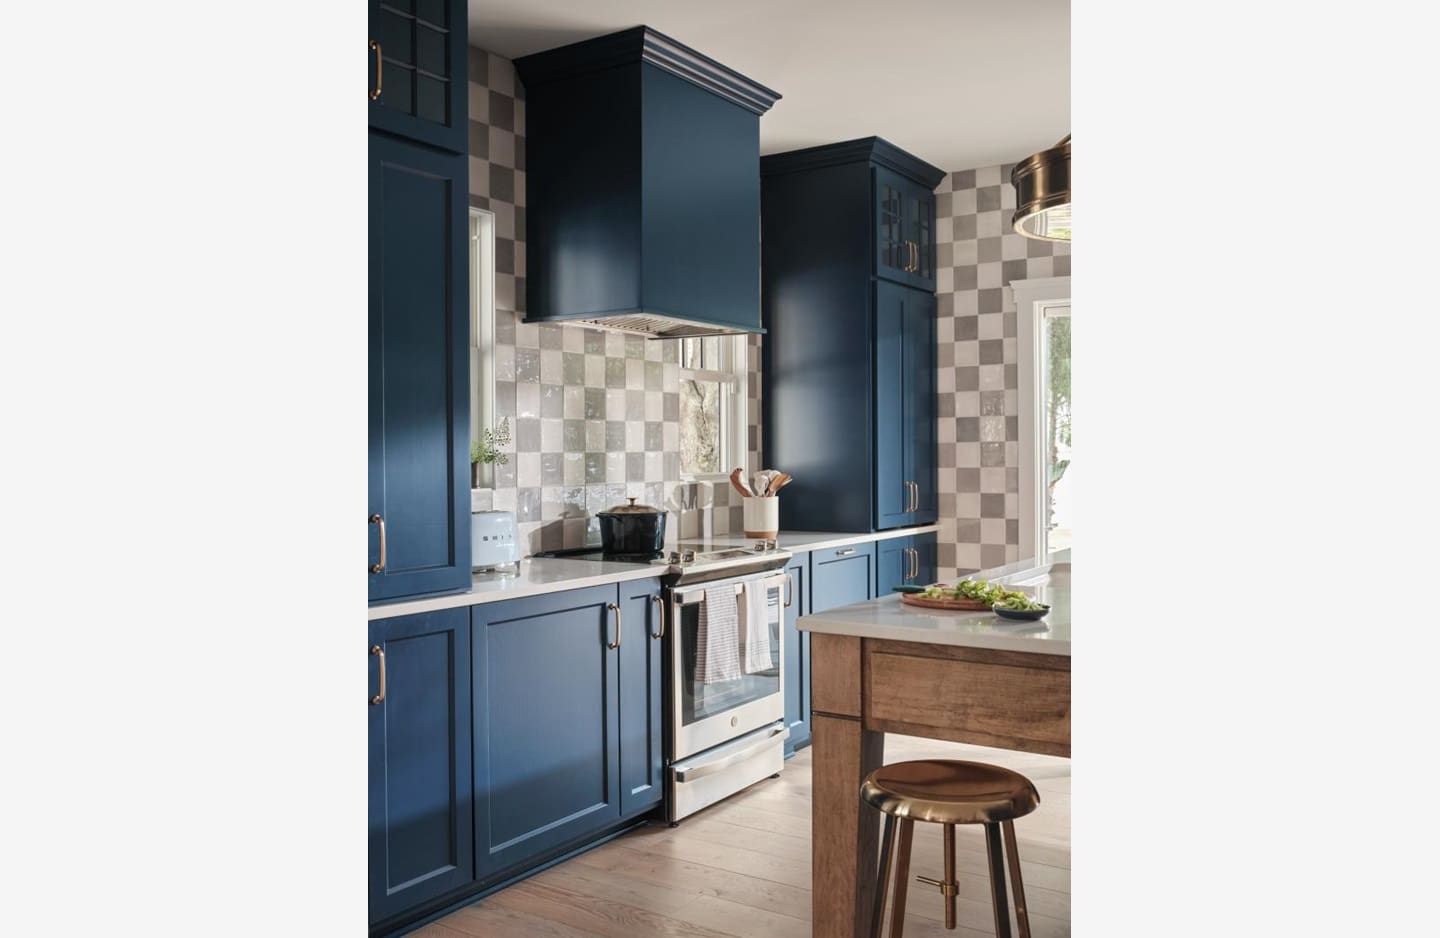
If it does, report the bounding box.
[597,497,667,559]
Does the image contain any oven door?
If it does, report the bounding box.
[670,571,786,761]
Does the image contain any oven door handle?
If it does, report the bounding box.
[672,725,789,783]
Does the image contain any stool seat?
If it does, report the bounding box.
[861,759,1040,825]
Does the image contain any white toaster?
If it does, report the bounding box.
[471,510,520,572]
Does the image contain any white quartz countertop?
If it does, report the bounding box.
[367,525,943,621]
[798,558,1071,655]
[367,558,665,620]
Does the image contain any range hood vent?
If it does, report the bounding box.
[516,27,780,337]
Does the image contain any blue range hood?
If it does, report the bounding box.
[516,27,780,338]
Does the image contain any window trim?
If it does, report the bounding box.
[1014,276,1071,561]
[469,208,496,488]
[678,335,748,481]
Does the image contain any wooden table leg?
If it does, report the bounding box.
[812,713,884,938]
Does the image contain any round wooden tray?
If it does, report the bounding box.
[899,592,991,611]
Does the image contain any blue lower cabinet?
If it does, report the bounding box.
[472,585,622,880]
[782,552,811,755]
[619,579,665,817]
[876,532,939,594]
[810,541,877,613]
[368,609,473,925]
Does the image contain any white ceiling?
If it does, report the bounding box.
[467,0,1070,173]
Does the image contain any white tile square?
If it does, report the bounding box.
[663,423,680,449]
[626,358,645,389]
[954,543,982,571]
[540,349,562,384]
[513,240,525,279]
[626,422,645,450]
[606,451,625,483]
[951,188,977,215]
[979,364,1004,390]
[540,418,562,452]
[605,388,626,416]
[954,292,978,316]
[517,452,541,486]
[978,313,1004,340]
[563,385,583,419]
[937,366,955,394]
[976,164,1002,187]
[1004,390,1018,414]
[563,452,584,485]
[955,393,980,417]
[955,442,981,467]
[978,262,1003,289]
[938,467,956,494]
[1026,257,1054,279]
[563,327,585,352]
[976,211,1002,238]
[584,355,605,386]
[1001,234,1027,261]
[954,341,979,366]
[936,267,953,294]
[952,240,978,266]
[516,382,539,418]
[938,415,956,442]
[468,156,489,197]
[645,451,664,481]
[493,487,516,511]
[605,331,626,358]
[956,493,981,518]
[515,320,539,348]
[1002,337,1016,359]
[936,317,954,343]
[981,467,1006,492]
[980,517,1006,543]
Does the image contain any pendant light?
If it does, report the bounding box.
[1011,134,1070,241]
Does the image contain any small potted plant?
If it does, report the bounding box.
[471,418,511,488]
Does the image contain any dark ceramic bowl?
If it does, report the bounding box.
[993,604,1050,621]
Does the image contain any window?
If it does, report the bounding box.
[469,208,496,487]
[678,335,747,477]
[1014,277,1072,559]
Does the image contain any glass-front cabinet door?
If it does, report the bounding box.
[671,572,786,760]
[369,0,467,153]
[875,167,937,289]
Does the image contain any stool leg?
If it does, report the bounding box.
[984,822,1012,938]
[888,818,915,938]
[1001,821,1031,938]
[871,813,896,938]
[943,824,957,929]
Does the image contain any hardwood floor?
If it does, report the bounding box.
[427,736,1071,937]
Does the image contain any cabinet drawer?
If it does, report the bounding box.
[810,542,876,613]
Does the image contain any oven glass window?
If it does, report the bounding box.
[679,581,781,727]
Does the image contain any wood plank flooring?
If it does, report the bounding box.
[429,736,1071,937]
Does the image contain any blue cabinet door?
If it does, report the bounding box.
[369,132,470,601]
[874,280,910,530]
[619,579,665,817]
[876,532,939,595]
[781,552,811,755]
[811,541,877,613]
[904,288,938,524]
[874,167,936,290]
[911,531,938,586]
[472,586,621,880]
[368,0,467,153]
[368,609,473,924]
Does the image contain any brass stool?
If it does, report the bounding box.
[861,760,1040,938]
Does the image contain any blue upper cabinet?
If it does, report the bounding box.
[515,27,780,336]
[876,167,937,290]
[368,609,473,926]
[471,586,623,881]
[368,0,467,153]
[762,139,944,532]
[618,579,666,817]
[369,133,471,601]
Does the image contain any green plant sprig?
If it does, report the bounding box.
[471,418,511,466]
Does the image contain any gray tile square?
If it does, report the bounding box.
[539,325,563,350]
[468,47,489,84]
[978,288,1004,315]
[955,417,979,442]
[584,453,605,483]
[1053,254,1071,276]
[981,544,1007,568]
[937,540,956,569]
[1003,313,1017,338]
[977,238,1001,263]
[495,380,516,418]
[955,315,978,341]
[1006,519,1020,545]
[980,493,1005,518]
[626,452,645,481]
[469,120,489,160]
[488,91,514,131]
[495,236,514,275]
[937,293,954,318]
[1006,467,1019,493]
[626,389,646,421]
[952,169,976,190]
[981,442,1005,467]
[956,468,980,493]
[584,419,605,451]
[976,186,1001,212]
[625,335,645,359]
[605,421,625,452]
[1002,259,1027,284]
[515,136,526,173]
[515,417,540,452]
[937,393,955,418]
[645,421,663,450]
[495,311,516,345]
[954,265,978,291]
[605,358,626,388]
[663,393,679,422]
[584,331,605,354]
[645,360,663,390]
[953,214,977,241]
[956,519,982,543]
[979,339,1004,365]
[584,387,605,419]
[563,420,584,452]
[1027,236,1053,258]
[563,353,584,384]
[937,343,954,368]
[1004,363,1018,388]
[517,487,540,522]
[980,390,1005,415]
[938,442,956,467]
[955,366,979,392]
[541,453,563,485]
[490,164,514,203]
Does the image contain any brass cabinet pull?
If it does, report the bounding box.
[369,40,383,100]
[912,481,919,512]
[909,241,918,272]
[650,595,664,639]
[836,547,856,557]
[369,513,387,573]
[903,547,913,581]
[910,547,919,580]
[784,572,795,609]
[370,645,386,705]
[607,603,622,649]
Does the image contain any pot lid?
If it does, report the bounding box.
[600,497,663,516]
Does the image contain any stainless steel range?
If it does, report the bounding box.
[536,539,792,822]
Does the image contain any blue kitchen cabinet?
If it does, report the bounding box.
[877,532,940,595]
[368,0,467,153]
[368,131,471,601]
[368,609,473,926]
[875,166,937,290]
[762,138,944,533]
[781,552,811,755]
[619,579,666,816]
[876,280,938,529]
[810,541,877,613]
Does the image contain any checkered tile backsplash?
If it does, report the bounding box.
[934,162,1071,582]
[464,47,764,556]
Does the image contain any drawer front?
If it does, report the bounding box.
[866,651,1071,753]
[810,541,876,613]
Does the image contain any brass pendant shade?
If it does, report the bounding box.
[1011,134,1071,242]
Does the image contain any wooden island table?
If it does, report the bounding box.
[798,559,1070,938]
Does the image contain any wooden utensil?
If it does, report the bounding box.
[768,473,793,496]
[729,467,753,498]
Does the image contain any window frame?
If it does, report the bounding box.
[677,334,748,481]
[1013,276,1071,560]
[469,207,496,489]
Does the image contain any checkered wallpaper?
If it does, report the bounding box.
[465,47,762,555]
[933,162,1071,581]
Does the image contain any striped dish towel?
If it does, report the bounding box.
[695,585,741,683]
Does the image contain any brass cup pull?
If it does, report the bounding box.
[649,595,664,639]
[607,603,622,649]
[369,513,387,573]
[784,572,795,609]
[370,645,386,705]
[369,40,383,100]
